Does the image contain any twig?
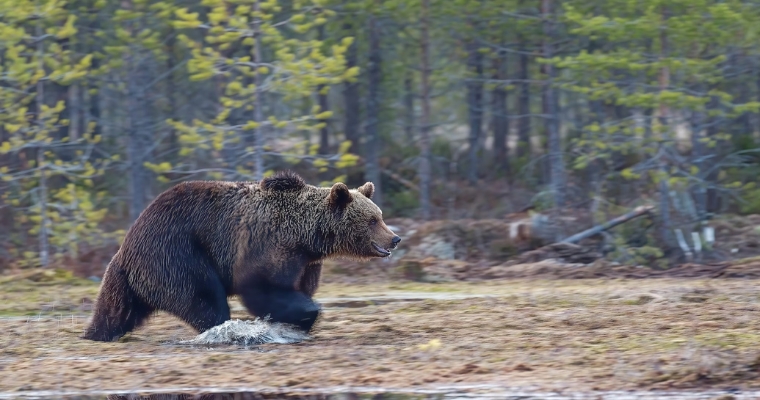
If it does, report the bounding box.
[381,169,420,192]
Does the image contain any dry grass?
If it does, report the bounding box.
[2,275,760,396]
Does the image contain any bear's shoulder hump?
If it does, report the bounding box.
[260,170,306,192]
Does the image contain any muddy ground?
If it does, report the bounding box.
[3,272,760,399]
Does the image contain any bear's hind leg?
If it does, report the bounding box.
[83,265,153,342]
[239,285,321,332]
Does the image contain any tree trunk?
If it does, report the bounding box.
[342,21,361,155]
[317,24,330,155]
[165,30,179,162]
[516,0,531,160]
[365,8,383,206]
[517,34,531,159]
[404,74,414,141]
[35,20,49,267]
[253,0,265,180]
[657,17,670,133]
[37,150,49,267]
[658,160,672,247]
[121,0,155,223]
[317,87,330,154]
[466,36,484,185]
[491,50,509,176]
[418,0,432,220]
[642,107,653,139]
[657,6,673,248]
[540,72,550,185]
[562,205,655,244]
[738,63,752,138]
[690,104,707,222]
[542,0,565,208]
[757,59,760,138]
[49,80,69,142]
[705,93,721,214]
[89,56,101,137]
[126,56,150,223]
[68,84,81,141]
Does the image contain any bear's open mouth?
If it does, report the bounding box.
[371,242,392,257]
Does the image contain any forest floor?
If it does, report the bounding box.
[3,271,760,399]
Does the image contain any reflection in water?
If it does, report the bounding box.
[6,386,755,399]
[106,393,436,400]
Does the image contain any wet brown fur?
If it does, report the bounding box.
[83,170,398,341]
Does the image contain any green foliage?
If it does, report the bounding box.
[158,0,358,180]
[431,136,452,161]
[600,204,664,266]
[606,236,665,268]
[738,182,760,215]
[550,0,760,241]
[4,0,760,267]
[0,0,116,266]
[47,184,124,249]
[529,193,555,213]
[384,190,419,218]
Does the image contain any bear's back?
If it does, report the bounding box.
[136,180,249,229]
[116,181,255,278]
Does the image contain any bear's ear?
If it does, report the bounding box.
[358,182,374,199]
[328,182,353,209]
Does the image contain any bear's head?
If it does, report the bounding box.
[326,181,401,259]
[260,170,401,259]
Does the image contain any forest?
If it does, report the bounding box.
[2,0,760,270]
[9,2,760,397]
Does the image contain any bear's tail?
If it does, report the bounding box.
[82,262,153,342]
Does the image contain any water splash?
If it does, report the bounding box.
[181,318,309,346]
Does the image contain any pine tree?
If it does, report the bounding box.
[156,0,360,183]
[0,0,116,266]
[555,0,760,248]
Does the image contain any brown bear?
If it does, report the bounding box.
[82,171,400,342]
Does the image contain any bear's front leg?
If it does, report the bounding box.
[239,285,321,332]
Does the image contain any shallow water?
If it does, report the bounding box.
[0,385,756,400]
[227,292,500,312]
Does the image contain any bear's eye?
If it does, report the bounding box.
[369,217,378,226]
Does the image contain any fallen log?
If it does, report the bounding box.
[561,205,655,244]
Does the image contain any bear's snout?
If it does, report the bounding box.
[391,235,401,248]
